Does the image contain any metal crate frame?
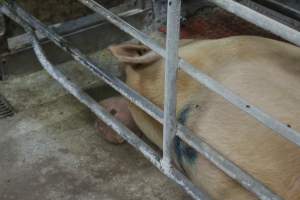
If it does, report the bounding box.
[1,0,300,199]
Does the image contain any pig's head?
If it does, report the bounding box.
[108,43,165,149]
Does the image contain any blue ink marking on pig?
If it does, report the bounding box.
[174,104,197,165]
[178,104,191,125]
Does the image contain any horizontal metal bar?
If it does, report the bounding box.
[8,7,143,51]
[77,0,166,57]
[1,2,285,200]
[1,9,147,77]
[176,124,280,200]
[237,0,300,31]
[209,0,300,46]
[28,25,210,200]
[179,59,300,147]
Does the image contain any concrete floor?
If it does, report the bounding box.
[0,50,191,200]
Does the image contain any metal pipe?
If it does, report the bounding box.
[29,28,161,171]
[179,59,300,148]
[209,0,300,46]
[8,8,146,51]
[162,0,181,168]
[28,26,211,200]
[0,3,285,200]
[176,124,282,200]
[77,0,166,57]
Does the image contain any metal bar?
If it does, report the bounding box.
[28,25,210,200]
[251,0,300,22]
[162,0,181,168]
[176,124,281,200]
[237,0,300,31]
[209,0,300,46]
[2,10,147,77]
[8,7,144,51]
[179,59,300,148]
[77,0,166,57]
[0,2,286,200]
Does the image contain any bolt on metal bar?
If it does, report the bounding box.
[0,2,286,200]
[162,0,181,168]
[27,20,211,200]
[209,0,300,46]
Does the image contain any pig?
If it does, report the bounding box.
[109,36,300,200]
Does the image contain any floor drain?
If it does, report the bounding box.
[0,94,14,119]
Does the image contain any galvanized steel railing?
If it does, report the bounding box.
[1,1,300,200]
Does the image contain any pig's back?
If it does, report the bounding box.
[179,36,300,199]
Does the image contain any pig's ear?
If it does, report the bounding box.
[109,44,160,65]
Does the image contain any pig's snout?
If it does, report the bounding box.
[95,97,142,144]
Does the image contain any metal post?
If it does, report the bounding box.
[162,0,181,169]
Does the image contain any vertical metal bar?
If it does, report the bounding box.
[162,0,181,168]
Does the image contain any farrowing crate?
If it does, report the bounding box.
[1,1,300,199]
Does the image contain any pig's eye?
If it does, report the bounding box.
[137,50,144,56]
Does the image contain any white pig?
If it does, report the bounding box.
[109,36,300,200]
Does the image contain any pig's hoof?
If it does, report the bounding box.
[95,96,141,144]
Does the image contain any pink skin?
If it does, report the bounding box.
[95,96,142,144]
